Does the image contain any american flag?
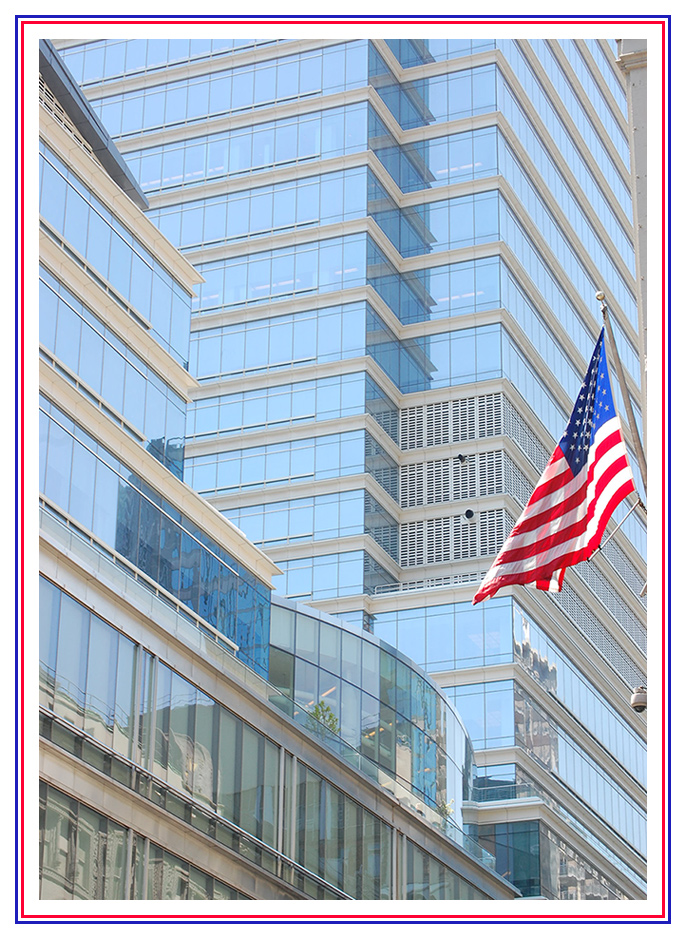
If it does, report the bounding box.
[473,329,636,604]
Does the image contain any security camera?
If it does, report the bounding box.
[630,686,647,713]
[464,509,475,520]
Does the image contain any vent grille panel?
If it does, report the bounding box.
[399,509,515,567]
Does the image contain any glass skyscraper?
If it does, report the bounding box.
[37,36,521,904]
[41,34,647,902]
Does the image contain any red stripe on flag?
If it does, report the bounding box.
[473,359,637,605]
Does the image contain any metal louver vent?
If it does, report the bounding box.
[400,392,506,451]
[503,397,549,472]
[426,458,451,504]
[426,401,451,446]
[400,463,424,508]
[453,397,477,440]
[550,582,647,689]
[477,451,503,497]
[399,509,515,567]
[477,393,503,438]
[400,406,424,450]
[400,450,520,507]
[574,562,647,653]
[399,520,425,567]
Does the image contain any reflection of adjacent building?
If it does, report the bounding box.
[37,38,518,902]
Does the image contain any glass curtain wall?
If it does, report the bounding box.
[39,397,271,675]
[40,576,489,900]
[39,782,251,900]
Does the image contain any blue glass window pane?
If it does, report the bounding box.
[44,419,73,510]
[317,242,341,289]
[208,75,230,116]
[486,683,515,747]
[426,612,455,671]
[39,410,49,493]
[254,65,276,105]
[298,117,320,157]
[75,324,103,396]
[269,187,293,232]
[397,612,426,668]
[472,66,496,112]
[289,442,314,478]
[107,232,131,299]
[157,149,180,189]
[456,607,484,667]
[101,343,125,415]
[475,324,501,378]
[63,185,89,257]
[243,326,267,369]
[252,127,275,168]
[130,253,153,315]
[475,258,500,310]
[144,89,166,128]
[39,278,59,350]
[224,195,249,240]
[52,300,80,374]
[85,209,112,277]
[229,132,252,174]
[271,254,296,300]
[54,592,89,722]
[180,206,203,247]
[322,47,346,93]
[293,180,316,225]
[186,81,208,121]
[84,613,118,743]
[340,679,361,746]
[202,201,225,244]
[68,440,96,529]
[295,247,318,292]
[184,143,206,184]
[92,459,120,548]
[321,110,344,155]
[299,55,321,95]
[277,60,299,100]
[121,94,143,134]
[40,160,67,231]
[428,79,449,123]
[99,99,122,136]
[452,687,485,747]
[484,600,514,663]
[231,70,254,110]
[345,43,368,84]
[292,315,317,361]
[83,44,105,82]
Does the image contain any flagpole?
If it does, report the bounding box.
[596,292,648,495]
[588,497,645,560]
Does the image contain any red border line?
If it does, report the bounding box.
[21,19,666,26]
[660,16,668,922]
[19,15,668,923]
[18,14,26,924]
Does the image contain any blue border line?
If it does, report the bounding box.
[665,12,672,927]
[14,11,20,929]
[8,917,677,926]
[15,12,674,18]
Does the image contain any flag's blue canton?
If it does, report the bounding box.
[559,329,616,477]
